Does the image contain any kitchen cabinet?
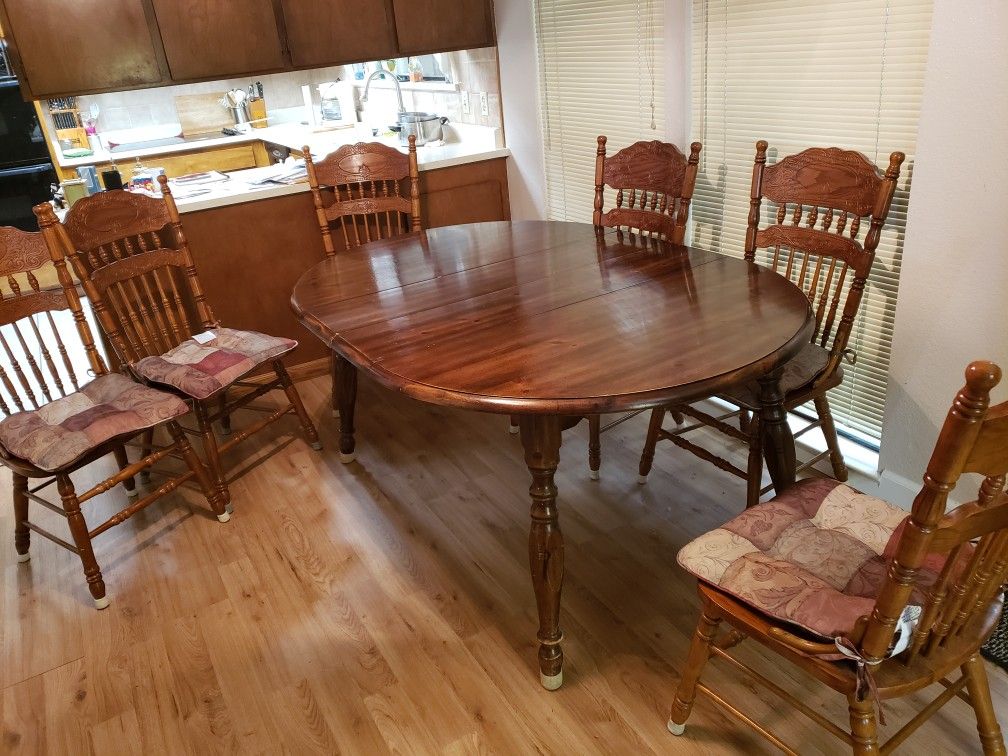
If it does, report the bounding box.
[281,0,396,68]
[392,0,495,55]
[151,0,287,81]
[0,0,497,99]
[0,0,166,98]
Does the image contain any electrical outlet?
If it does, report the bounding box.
[461,91,471,115]
[479,91,489,117]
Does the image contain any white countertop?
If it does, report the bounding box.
[55,121,509,214]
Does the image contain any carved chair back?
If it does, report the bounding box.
[851,361,1008,665]
[592,137,702,244]
[0,224,107,418]
[42,180,216,364]
[305,136,422,257]
[745,141,904,384]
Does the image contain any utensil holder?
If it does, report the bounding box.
[228,105,251,126]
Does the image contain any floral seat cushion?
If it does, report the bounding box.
[0,373,188,472]
[678,478,959,639]
[133,328,297,400]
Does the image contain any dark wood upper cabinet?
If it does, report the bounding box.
[281,0,397,68]
[0,0,496,98]
[0,0,165,98]
[151,0,287,81]
[392,0,495,55]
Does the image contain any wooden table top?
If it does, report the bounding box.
[291,221,815,415]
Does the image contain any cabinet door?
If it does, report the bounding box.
[282,0,397,68]
[152,0,287,81]
[392,0,494,55]
[0,0,165,97]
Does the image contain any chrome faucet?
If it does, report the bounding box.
[361,67,406,118]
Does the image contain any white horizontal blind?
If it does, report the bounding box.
[535,0,665,222]
[690,0,933,444]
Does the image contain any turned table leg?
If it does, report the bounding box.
[757,366,797,494]
[518,414,565,690]
[334,353,358,464]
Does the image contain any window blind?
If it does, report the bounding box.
[534,0,665,222]
[690,0,933,445]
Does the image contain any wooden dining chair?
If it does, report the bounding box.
[580,136,702,479]
[35,182,321,511]
[668,360,1008,754]
[3,221,227,608]
[638,141,904,506]
[304,136,421,459]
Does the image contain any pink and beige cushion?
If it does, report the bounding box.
[678,478,962,639]
[133,328,297,400]
[0,373,188,472]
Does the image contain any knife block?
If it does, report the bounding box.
[248,99,268,129]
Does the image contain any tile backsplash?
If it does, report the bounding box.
[57,47,502,135]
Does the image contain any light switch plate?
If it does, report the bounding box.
[479,91,489,117]
[461,91,471,115]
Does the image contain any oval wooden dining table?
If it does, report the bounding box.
[291,220,815,690]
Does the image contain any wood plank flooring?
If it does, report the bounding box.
[1,374,1005,754]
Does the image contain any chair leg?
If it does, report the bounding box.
[273,359,322,451]
[588,414,601,480]
[218,389,232,435]
[847,694,880,755]
[668,599,721,735]
[112,444,137,498]
[139,429,154,484]
[57,474,108,609]
[194,402,231,512]
[739,409,751,433]
[334,355,358,464]
[745,413,763,509]
[638,407,666,485]
[166,421,231,523]
[13,473,29,563]
[329,351,340,419]
[963,654,1007,755]
[814,394,848,482]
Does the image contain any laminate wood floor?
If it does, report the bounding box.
[1,374,1005,754]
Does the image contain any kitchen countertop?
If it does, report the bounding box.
[171,139,510,214]
[53,121,509,214]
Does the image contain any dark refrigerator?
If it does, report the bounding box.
[0,41,56,230]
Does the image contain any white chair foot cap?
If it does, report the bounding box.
[508,425,519,435]
[540,671,563,691]
[339,451,356,464]
[126,489,140,499]
[310,441,323,451]
[637,474,648,485]
[589,469,600,481]
[217,512,232,523]
[93,596,111,610]
[331,409,340,418]
[221,427,232,436]
[16,552,30,563]
[667,720,686,736]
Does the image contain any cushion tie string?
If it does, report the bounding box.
[828,605,922,728]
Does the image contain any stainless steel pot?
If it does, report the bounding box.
[395,112,449,146]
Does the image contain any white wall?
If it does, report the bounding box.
[494,0,547,220]
[877,0,1008,502]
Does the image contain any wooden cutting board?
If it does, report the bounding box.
[174,92,232,137]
